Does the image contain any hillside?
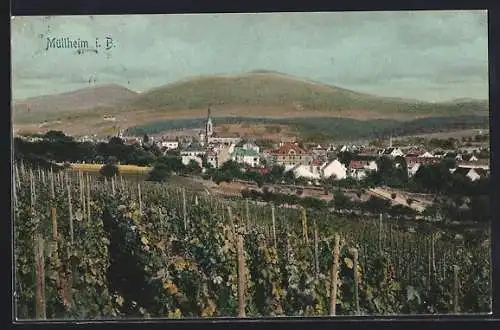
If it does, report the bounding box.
[125,115,489,143]
[12,71,489,136]
[13,84,138,122]
[124,71,489,116]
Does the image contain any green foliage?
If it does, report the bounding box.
[124,116,489,142]
[100,163,119,178]
[14,166,491,319]
[147,163,171,182]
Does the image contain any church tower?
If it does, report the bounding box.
[205,107,214,146]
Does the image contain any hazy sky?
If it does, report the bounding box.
[11,11,488,101]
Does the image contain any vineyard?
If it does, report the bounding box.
[13,163,492,320]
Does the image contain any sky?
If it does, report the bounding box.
[11,11,488,102]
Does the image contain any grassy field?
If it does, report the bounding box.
[63,163,152,173]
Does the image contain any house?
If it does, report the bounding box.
[206,150,219,168]
[432,150,446,158]
[270,142,312,167]
[242,142,260,154]
[462,154,479,162]
[451,167,487,182]
[459,147,482,154]
[348,160,378,180]
[290,164,321,180]
[311,145,328,158]
[231,147,261,168]
[382,147,404,158]
[180,143,205,166]
[160,140,179,150]
[321,159,347,180]
[417,151,434,158]
[408,163,421,177]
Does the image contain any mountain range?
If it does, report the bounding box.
[12,71,489,136]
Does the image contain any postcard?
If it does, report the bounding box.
[11,11,491,320]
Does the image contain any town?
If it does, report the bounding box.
[15,107,491,224]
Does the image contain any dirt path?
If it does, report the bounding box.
[367,187,431,213]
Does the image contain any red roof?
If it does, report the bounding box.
[311,159,324,165]
[349,160,369,170]
[259,168,270,175]
[272,143,310,156]
[405,156,439,165]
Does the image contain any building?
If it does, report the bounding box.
[270,142,312,167]
[382,147,404,158]
[417,151,435,158]
[198,108,241,147]
[451,167,488,182]
[231,147,261,168]
[198,107,214,147]
[160,140,179,150]
[290,164,321,180]
[242,142,260,154]
[180,142,205,166]
[206,150,219,168]
[462,154,479,162]
[321,159,348,180]
[348,160,378,180]
[408,163,421,177]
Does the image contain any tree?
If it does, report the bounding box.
[333,190,350,210]
[147,163,171,182]
[391,193,397,200]
[364,196,391,214]
[338,151,355,167]
[185,159,202,175]
[156,155,184,174]
[100,163,119,178]
[441,158,456,169]
[108,136,124,145]
[469,195,491,222]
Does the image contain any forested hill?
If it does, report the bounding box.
[124,115,489,142]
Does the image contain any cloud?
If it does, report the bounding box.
[11,11,488,102]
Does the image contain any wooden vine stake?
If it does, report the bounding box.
[111,176,116,196]
[453,264,460,314]
[245,198,250,226]
[379,213,383,253]
[351,248,361,316]
[182,188,188,230]
[313,218,319,280]
[271,204,277,249]
[86,174,91,222]
[236,233,246,318]
[329,233,341,316]
[300,206,309,245]
[137,183,143,215]
[66,182,74,245]
[34,235,47,319]
[227,206,236,241]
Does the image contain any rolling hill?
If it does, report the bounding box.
[123,71,488,115]
[12,71,489,136]
[13,84,138,122]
